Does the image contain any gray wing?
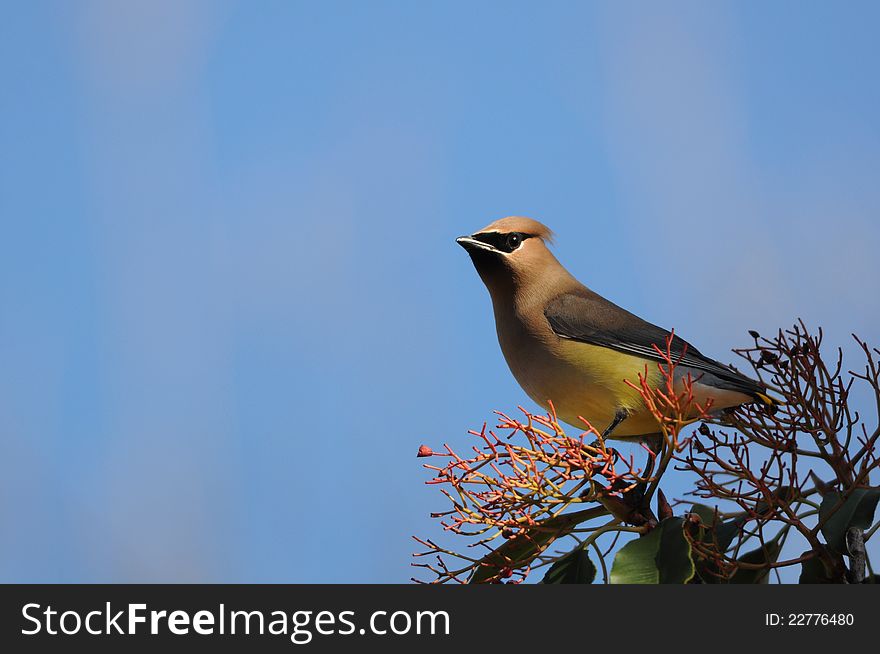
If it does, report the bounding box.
[544,291,764,399]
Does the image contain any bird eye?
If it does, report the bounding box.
[506,233,522,250]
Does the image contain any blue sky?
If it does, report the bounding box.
[1,1,878,582]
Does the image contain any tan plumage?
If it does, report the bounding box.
[457,216,769,439]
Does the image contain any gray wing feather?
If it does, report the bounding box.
[544,292,763,398]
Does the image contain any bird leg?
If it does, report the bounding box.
[639,434,663,480]
[602,408,629,439]
[621,434,663,527]
[585,408,630,460]
[594,411,663,526]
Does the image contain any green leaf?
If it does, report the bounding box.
[754,486,798,518]
[469,506,606,583]
[729,539,782,584]
[542,548,596,584]
[689,494,794,584]
[798,555,836,584]
[716,519,745,553]
[610,517,695,584]
[689,503,741,552]
[689,503,716,526]
[819,489,880,553]
[688,504,745,584]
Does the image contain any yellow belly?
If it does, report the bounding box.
[508,339,755,438]
[507,339,664,438]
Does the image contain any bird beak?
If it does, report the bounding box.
[456,235,497,253]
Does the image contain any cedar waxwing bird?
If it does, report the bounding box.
[456,216,773,440]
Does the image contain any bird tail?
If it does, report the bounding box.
[753,390,783,407]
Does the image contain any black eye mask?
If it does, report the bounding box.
[471,231,533,253]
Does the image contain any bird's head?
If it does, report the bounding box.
[457,216,560,295]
